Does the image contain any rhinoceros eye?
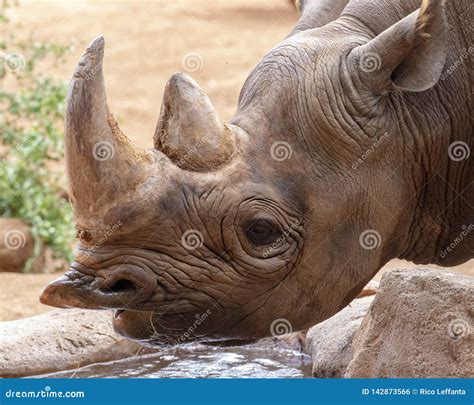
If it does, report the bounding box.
[245,219,280,246]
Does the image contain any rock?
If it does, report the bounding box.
[305,296,374,378]
[0,308,153,377]
[0,218,34,273]
[345,268,474,378]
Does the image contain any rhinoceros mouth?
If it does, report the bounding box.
[40,265,157,310]
[111,308,257,347]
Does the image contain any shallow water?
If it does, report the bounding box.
[37,345,312,379]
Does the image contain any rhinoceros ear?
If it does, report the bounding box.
[154,73,236,172]
[349,0,447,93]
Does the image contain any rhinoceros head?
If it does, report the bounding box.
[40,37,313,345]
[41,0,453,345]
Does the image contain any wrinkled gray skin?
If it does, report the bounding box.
[41,0,473,346]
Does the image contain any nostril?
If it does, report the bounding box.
[93,266,157,304]
[102,278,136,294]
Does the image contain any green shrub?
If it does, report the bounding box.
[0,6,75,268]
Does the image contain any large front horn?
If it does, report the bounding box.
[154,73,236,172]
[65,36,151,222]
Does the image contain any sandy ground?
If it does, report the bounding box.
[1,1,472,322]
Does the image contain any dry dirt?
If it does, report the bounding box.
[1,0,472,322]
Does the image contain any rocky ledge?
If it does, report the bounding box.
[0,309,152,377]
[306,268,473,378]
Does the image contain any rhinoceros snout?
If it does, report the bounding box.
[40,265,157,310]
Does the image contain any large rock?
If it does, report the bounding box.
[0,308,153,377]
[345,268,474,378]
[0,218,34,273]
[306,296,374,377]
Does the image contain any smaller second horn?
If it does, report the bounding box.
[154,73,236,172]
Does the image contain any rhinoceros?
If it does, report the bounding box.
[41,0,473,345]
